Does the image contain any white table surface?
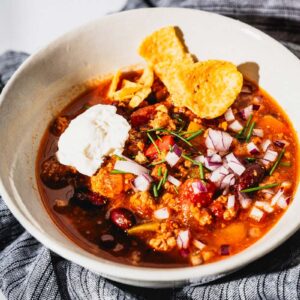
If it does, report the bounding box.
[0,1,127,298]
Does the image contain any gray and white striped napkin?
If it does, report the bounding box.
[1,1,300,299]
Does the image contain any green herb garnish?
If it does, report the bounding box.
[149,159,166,166]
[269,148,285,175]
[198,162,204,180]
[114,154,126,161]
[111,169,127,174]
[174,186,179,194]
[158,169,168,191]
[240,183,279,193]
[158,166,162,177]
[153,184,158,197]
[245,121,256,142]
[147,132,161,154]
[186,129,204,141]
[245,157,256,162]
[236,114,253,139]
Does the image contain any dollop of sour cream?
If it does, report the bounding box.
[56,104,131,176]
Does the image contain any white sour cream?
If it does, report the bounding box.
[56,104,131,176]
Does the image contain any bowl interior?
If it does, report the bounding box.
[0,8,299,285]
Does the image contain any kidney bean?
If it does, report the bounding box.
[238,163,265,191]
[110,208,136,231]
[40,156,75,189]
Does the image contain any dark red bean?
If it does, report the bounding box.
[110,208,135,231]
[40,156,75,189]
[72,190,106,207]
[238,163,265,191]
[99,234,116,249]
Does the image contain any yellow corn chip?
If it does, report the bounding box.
[108,69,121,98]
[139,26,193,66]
[138,65,154,87]
[129,87,152,108]
[176,60,243,119]
[112,80,143,101]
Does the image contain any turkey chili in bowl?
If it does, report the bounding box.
[37,26,298,267]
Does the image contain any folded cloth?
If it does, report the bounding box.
[0,1,300,299]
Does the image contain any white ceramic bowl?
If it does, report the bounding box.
[0,8,299,288]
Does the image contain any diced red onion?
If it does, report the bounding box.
[133,173,153,191]
[205,129,233,152]
[226,153,245,175]
[227,195,235,209]
[154,207,170,219]
[224,108,235,122]
[177,230,190,249]
[195,155,205,164]
[247,142,260,155]
[253,128,264,137]
[253,104,260,111]
[191,180,207,193]
[210,154,222,163]
[203,156,223,171]
[192,239,206,250]
[219,173,235,189]
[271,188,284,206]
[210,166,229,183]
[114,160,149,176]
[220,244,230,255]
[262,150,278,165]
[277,197,288,209]
[229,120,243,132]
[274,140,288,148]
[166,150,181,167]
[240,105,253,120]
[238,192,252,209]
[249,206,264,222]
[255,201,274,213]
[207,149,217,156]
[261,139,271,152]
[261,189,275,200]
[167,175,181,187]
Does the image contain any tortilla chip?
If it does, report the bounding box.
[129,87,152,108]
[112,80,143,101]
[108,69,121,98]
[138,65,154,87]
[176,60,243,119]
[139,26,193,67]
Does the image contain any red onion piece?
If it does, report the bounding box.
[271,188,284,206]
[133,173,153,191]
[207,149,217,156]
[240,105,253,120]
[210,166,229,183]
[219,174,235,189]
[192,239,206,250]
[274,140,288,148]
[249,206,264,222]
[220,244,230,255]
[261,139,271,152]
[277,197,288,209]
[153,207,170,219]
[203,156,223,171]
[167,175,181,187]
[205,129,233,152]
[227,195,235,209]
[238,192,252,209]
[166,150,181,167]
[229,120,243,132]
[226,153,245,175]
[114,160,149,175]
[210,154,222,163]
[191,180,208,194]
[177,230,190,249]
[262,150,278,165]
[224,108,235,122]
[253,128,264,137]
[247,142,260,155]
[254,201,274,213]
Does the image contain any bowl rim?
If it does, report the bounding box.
[0,7,300,283]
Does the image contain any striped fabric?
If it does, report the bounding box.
[0,1,300,299]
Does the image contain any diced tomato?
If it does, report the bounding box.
[145,135,175,158]
[179,179,216,207]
